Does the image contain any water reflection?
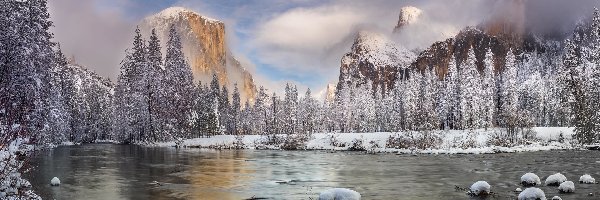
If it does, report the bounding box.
[25,145,600,200]
[184,150,254,200]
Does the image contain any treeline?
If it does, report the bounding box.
[115,11,600,145]
[4,0,600,147]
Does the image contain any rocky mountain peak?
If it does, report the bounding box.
[152,7,221,24]
[393,6,422,33]
[337,30,415,93]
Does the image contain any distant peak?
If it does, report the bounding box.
[394,6,422,33]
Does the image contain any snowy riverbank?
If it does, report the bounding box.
[155,127,578,154]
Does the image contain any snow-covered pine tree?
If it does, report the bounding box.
[565,36,596,144]
[163,25,195,139]
[458,47,482,130]
[114,27,150,143]
[403,70,420,131]
[253,86,269,135]
[299,88,318,134]
[499,49,519,141]
[418,69,438,131]
[389,76,406,131]
[269,92,281,135]
[231,83,241,135]
[220,85,231,134]
[442,54,459,130]
[1,0,54,145]
[146,28,162,142]
[481,48,496,129]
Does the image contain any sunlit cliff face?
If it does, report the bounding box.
[140,7,257,103]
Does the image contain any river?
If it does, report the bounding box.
[25,144,600,200]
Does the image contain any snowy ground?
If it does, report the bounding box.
[155,127,577,154]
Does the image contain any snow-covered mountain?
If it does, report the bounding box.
[335,2,556,95]
[140,7,256,102]
[337,31,416,92]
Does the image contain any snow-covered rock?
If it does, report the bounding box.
[469,181,491,196]
[521,173,541,186]
[50,177,60,186]
[318,188,361,200]
[551,196,562,200]
[558,181,574,193]
[518,187,546,200]
[545,173,567,186]
[516,188,522,192]
[579,174,595,184]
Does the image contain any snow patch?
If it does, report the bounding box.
[551,196,562,200]
[579,174,595,184]
[518,187,546,200]
[155,127,576,154]
[521,173,541,186]
[558,181,574,193]
[353,30,415,69]
[318,188,361,200]
[545,173,567,186]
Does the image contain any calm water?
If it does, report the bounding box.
[25,144,600,200]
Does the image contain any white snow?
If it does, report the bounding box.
[353,30,415,70]
[50,177,60,186]
[521,173,541,186]
[399,6,422,25]
[545,173,567,186]
[154,7,220,23]
[558,181,574,193]
[551,196,562,200]
[318,188,361,200]
[516,188,522,192]
[469,181,490,196]
[154,127,576,154]
[579,174,595,184]
[518,187,546,200]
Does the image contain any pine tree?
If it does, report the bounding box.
[231,84,241,135]
[163,25,195,139]
[220,85,231,134]
[482,48,496,129]
[113,27,149,143]
[458,47,482,129]
[1,0,55,144]
[442,55,459,129]
[147,28,162,142]
[500,49,519,141]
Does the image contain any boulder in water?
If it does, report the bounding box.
[545,173,567,186]
[319,188,360,200]
[469,181,490,196]
[518,187,546,200]
[521,173,541,187]
[50,177,60,186]
[558,181,574,193]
